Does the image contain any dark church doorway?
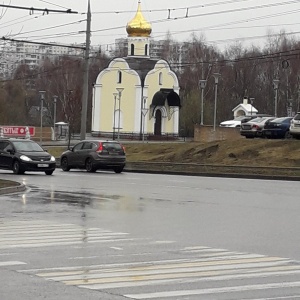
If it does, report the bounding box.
[154,110,162,135]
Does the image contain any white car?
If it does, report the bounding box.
[289,112,300,139]
[220,116,248,128]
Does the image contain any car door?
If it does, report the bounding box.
[78,142,94,167]
[0,141,14,168]
[67,142,84,166]
[0,141,9,167]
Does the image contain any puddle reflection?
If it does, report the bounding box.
[20,188,146,212]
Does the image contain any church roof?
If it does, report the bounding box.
[124,56,159,84]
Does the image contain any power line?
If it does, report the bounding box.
[13,19,86,37]
[0,4,77,14]
[38,0,70,10]
[91,0,252,14]
[151,1,300,25]
[15,32,85,42]
[2,0,298,53]
[1,37,86,50]
[152,8,300,40]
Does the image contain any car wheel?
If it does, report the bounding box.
[85,158,96,172]
[12,160,24,175]
[45,170,54,175]
[61,157,70,171]
[284,131,292,139]
[113,166,124,174]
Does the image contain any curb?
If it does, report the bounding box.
[124,162,300,181]
[124,168,300,181]
[0,182,26,195]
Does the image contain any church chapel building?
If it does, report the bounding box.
[91,1,181,139]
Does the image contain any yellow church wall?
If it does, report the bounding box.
[144,61,179,134]
[121,75,139,132]
[98,60,140,133]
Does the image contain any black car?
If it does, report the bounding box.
[262,117,293,139]
[0,138,56,175]
[60,140,126,173]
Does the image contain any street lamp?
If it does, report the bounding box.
[199,79,207,125]
[212,73,221,131]
[287,98,293,117]
[249,98,254,116]
[273,79,279,117]
[116,88,124,141]
[112,92,118,140]
[141,96,149,142]
[53,95,58,141]
[39,90,46,144]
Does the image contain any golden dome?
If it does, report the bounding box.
[126,1,152,37]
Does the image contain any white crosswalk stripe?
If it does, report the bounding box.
[0,261,26,266]
[18,245,300,299]
[124,282,300,299]
[0,220,137,249]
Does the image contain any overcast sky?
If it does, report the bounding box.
[0,0,299,52]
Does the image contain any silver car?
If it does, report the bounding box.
[240,117,275,138]
[290,112,300,139]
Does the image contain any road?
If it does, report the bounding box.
[0,169,299,299]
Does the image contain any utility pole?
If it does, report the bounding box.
[80,0,91,140]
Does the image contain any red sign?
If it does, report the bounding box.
[0,126,35,137]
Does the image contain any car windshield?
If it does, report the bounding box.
[13,141,44,152]
[294,113,300,120]
[271,117,285,123]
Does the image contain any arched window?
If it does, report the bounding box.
[145,44,148,56]
[159,72,163,85]
[117,71,122,84]
[130,44,135,56]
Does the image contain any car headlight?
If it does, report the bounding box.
[20,155,32,162]
[50,156,56,162]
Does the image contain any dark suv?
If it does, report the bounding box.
[60,140,126,173]
[0,138,56,175]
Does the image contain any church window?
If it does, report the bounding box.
[159,72,163,85]
[130,44,135,56]
[117,71,122,84]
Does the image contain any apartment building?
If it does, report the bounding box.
[0,41,85,79]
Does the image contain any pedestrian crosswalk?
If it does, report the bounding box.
[3,220,300,299]
[20,246,300,299]
[0,220,138,249]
